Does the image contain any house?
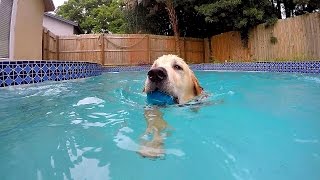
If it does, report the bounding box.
[43,12,82,36]
[0,0,55,60]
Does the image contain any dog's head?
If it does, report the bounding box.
[144,54,203,104]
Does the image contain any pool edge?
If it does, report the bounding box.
[103,61,320,74]
[0,60,102,87]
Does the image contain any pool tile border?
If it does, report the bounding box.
[0,60,102,87]
[103,61,320,73]
[1,60,319,87]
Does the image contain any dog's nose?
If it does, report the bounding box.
[148,67,167,82]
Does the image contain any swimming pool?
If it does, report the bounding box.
[1,71,320,180]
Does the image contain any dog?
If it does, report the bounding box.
[143,54,203,104]
[139,54,203,158]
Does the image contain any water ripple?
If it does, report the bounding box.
[294,138,319,144]
[74,97,105,106]
[113,127,185,157]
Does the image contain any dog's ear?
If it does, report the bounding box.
[191,72,203,96]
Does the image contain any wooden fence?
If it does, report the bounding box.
[43,12,319,64]
[211,12,320,62]
[43,28,59,60]
[43,31,209,66]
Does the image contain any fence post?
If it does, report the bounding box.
[43,29,49,60]
[183,37,186,60]
[100,34,105,65]
[203,38,210,63]
[147,35,151,64]
[42,29,45,59]
[56,35,59,60]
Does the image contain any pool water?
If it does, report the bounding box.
[1,71,320,180]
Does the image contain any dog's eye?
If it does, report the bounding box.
[173,64,183,71]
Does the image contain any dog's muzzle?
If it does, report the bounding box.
[147,67,167,83]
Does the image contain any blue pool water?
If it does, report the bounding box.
[1,71,320,180]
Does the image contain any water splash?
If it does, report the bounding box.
[74,97,105,106]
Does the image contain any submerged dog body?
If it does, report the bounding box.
[144,54,203,104]
[139,55,204,158]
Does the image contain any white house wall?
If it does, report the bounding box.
[43,15,75,35]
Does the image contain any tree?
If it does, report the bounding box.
[56,0,128,34]
[165,0,180,55]
[287,0,319,17]
[125,0,183,56]
[271,0,320,18]
[195,0,278,44]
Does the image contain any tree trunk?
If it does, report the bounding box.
[165,0,181,56]
[271,0,275,12]
[289,0,295,17]
[283,0,291,18]
[276,0,282,19]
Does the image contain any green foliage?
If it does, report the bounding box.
[195,0,242,23]
[56,0,128,34]
[270,36,278,44]
[124,0,215,38]
[265,17,278,28]
[293,0,320,16]
[124,3,170,34]
[55,0,319,37]
[196,0,276,41]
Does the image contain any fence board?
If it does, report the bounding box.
[104,34,149,66]
[43,31,205,65]
[42,28,58,60]
[212,12,320,62]
[211,31,251,62]
[43,13,319,65]
[58,34,102,64]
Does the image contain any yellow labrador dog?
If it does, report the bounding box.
[139,54,203,158]
[143,54,203,104]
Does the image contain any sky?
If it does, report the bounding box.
[52,0,68,9]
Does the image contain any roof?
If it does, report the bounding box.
[44,12,83,34]
[43,0,55,12]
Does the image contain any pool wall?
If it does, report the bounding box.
[104,61,320,73]
[0,60,102,87]
[1,60,319,87]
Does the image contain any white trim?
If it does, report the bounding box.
[9,0,18,60]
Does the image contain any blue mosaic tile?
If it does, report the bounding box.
[42,64,49,72]
[24,64,32,73]
[50,64,56,71]
[34,64,40,73]
[43,75,49,81]
[0,60,102,87]
[103,61,320,74]
[34,75,41,83]
[15,65,23,74]
[15,76,23,85]
[57,64,63,71]
[1,59,319,87]
[25,75,32,84]
[4,65,12,74]
[65,74,70,80]
[4,77,14,86]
